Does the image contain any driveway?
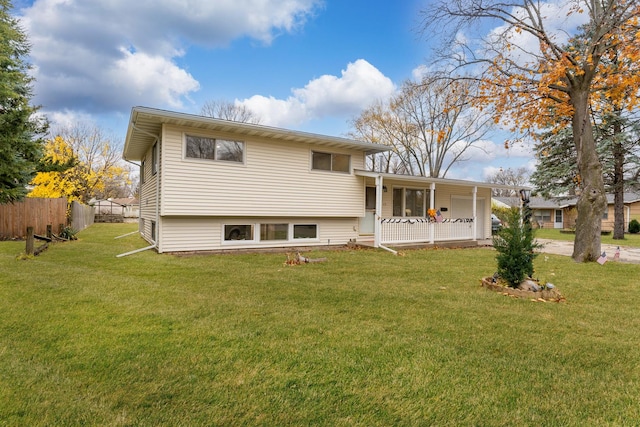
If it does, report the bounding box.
[536,238,640,264]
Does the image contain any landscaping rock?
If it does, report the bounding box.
[480,277,565,302]
[519,279,541,292]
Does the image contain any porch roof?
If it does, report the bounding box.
[354,170,528,192]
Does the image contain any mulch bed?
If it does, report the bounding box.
[480,277,566,302]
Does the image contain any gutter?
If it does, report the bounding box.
[123,158,143,236]
[130,121,161,253]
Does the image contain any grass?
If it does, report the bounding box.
[535,227,640,246]
[2,223,640,426]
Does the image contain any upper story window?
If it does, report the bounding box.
[152,142,158,175]
[312,151,350,173]
[185,134,244,163]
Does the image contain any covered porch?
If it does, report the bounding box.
[355,171,521,249]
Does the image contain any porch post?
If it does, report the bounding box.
[472,186,477,241]
[374,175,383,248]
[429,182,436,244]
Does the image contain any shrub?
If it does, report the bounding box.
[492,207,540,288]
[629,219,640,234]
[59,226,78,240]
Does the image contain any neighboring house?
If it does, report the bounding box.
[494,193,640,231]
[598,193,640,231]
[92,198,140,218]
[113,198,140,218]
[123,107,520,253]
[493,196,570,229]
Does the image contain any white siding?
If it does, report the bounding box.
[159,216,359,253]
[160,124,365,217]
[139,143,160,244]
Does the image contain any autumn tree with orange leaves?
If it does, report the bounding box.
[421,0,640,262]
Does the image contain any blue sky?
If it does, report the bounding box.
[14,0,536,181]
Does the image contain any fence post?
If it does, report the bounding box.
[26,227,34,255]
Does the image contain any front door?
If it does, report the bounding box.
[554,209,563,229]
[451,196,486,239]
[359,186,376,235]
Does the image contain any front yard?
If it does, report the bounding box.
[1,223,639,426]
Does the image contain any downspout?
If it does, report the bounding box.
[429,182,436,244]
[123,158,143,236]
[472,186,477,241]
[130,122,161,253]
[374,175,382,248]
[115,161,155,258]
[374,174,397,255]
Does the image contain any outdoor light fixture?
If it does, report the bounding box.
[383,186,388,192]
[519,189,531,203]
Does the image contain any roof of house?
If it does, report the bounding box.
[91,197,139,206]
[494,192,640,209]
[357,170,528,191]
[494,196,571,209]
[111,197,139,206]
[123,106,390,161]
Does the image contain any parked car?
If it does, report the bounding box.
[491,214,502,233]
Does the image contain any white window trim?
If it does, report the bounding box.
[152,142,158,175]
[310,151,352,174]
[221,223,320,245]
[392,187,429,217]
[183,132,246,165]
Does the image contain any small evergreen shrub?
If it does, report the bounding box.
[492,207,540,288]
[629,219,640,234]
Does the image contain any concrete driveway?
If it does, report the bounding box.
[536,238,640,264]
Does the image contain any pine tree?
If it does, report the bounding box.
[0,0,47,203]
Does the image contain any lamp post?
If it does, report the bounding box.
[520,189,532,226]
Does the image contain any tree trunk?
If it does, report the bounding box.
[613,116,625,240]
[571,90,607,262]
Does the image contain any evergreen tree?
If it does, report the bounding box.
[0,0,47,203]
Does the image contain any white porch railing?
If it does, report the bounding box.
[380,218,475,244]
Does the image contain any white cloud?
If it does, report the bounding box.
[18,0,322,114]
[238,59,396,127]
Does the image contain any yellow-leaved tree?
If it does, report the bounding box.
[29,136,82,203]
[29,125,131,203]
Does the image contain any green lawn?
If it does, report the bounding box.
[2,224,640,426]
[535,227,640,246]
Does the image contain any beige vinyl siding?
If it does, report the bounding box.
[159,216,359,253]
[160,124,365,217]
[139,142,160,244]
[630,202,640,223]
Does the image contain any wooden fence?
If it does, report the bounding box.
[0,198,95,240]
[70,200,95,232]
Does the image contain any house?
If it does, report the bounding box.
[92,197,140,218]
[493,196,570,229]
[494,193,640,231]
[123,107,519,254]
